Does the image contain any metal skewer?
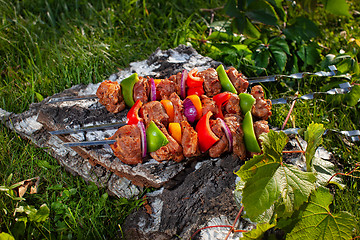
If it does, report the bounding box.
[63,139,116,148]
[49,121,126,135]
[47,94,98,103]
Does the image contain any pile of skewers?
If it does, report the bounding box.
[51,65,272,165]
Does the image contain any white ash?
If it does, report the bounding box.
[58,99,98,108]
[167,49,190,63]
[200,216,253,240]
[0,108,12,122]
[107,174,142,198]
[130,60,160,77]
[140,188,164,233]
[48,135,75,158]
[13,114,43,135]
[79,82,100,96]
[153,48,169,58]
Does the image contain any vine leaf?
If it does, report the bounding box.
[241,221,276,240]
[304,123,325,172]
[236,131,316,221]
[287,186,356,240]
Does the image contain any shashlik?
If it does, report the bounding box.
[73,66,272,165]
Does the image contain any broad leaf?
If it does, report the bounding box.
[253,47,270,72]
[0,233,15,240]
[29,204,50,222]
[237,131,316,221]
[325,0,351,17]
[270,46,287,72]
[284,17,319,42]
[225,0,241,18]
[269,37,290,55]
[304,123,325,172]
[246,0,279,26]
[287,187,356,240]
[241,222,276,239]
[313,155,344,189]
[345,85,360,106]
[297,43,320,67]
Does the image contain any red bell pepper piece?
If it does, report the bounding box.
[187,68,204,88]
[187,86,205,97]
[126,99,143,125]
[196,111,219,152]
[213,92,231,119]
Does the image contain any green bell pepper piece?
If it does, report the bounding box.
[120,73,139,107]
[243,111,261,153]
[146,121,169,152]
[216,64,237,94]
[239,93,256,114]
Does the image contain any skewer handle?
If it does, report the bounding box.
[50,121,126,135]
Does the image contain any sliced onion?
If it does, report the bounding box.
[180,69,188,99]
[149,78,156,101]
[183,98,197,124]
[137,120,147,158]
[217,118,233,152]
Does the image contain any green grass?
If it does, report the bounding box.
[1,0,360,239]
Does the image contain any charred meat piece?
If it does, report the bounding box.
[157,79,178,100]
[209,119,229,158]
[169,92,187,123]
[224,93,241,116]
[140,101,169,127]
[224,115,246,160]
[133,76,150,104]
[108,125,142,165]
[150,122,184,162]
[180,121,201,158]
[167,72,182,96]
[200,95,218,116]
[226,67,249,94]
[254,120,270,143]
[251,85,272,120]
[96,80,125,113]
[197,68,222,97]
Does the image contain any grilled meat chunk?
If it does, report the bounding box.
[224,115,246,160]
[108,124,142,165]
[150,122,184,162]
[226,67,249,94]
[96,80,125,113]
[200,95,218,116]
[254,120,270,143]
[197,68,222,97]
[224,93,241,116]
[157,79,178,100]
[180,121,200,158]
[209,119,229,158]
[133,76,150,104]
[140,101,169,127]
[167,72,182,96]
[251,85,272,120]
[169,92,187,123]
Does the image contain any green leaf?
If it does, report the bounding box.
[232,14,261,39]
[246,0,279,26]
[35,92,44,102]
[304,123,325,172]
[297,43,320,67]
[29,204,50,222]
[283,17,319,42]
[241,221,276,239]
[237,131,316,221]
[225,0,241,18]
[253,47,270,72]
[287,187,357,240]
[324,0,351,17]
[269,46,287,72]
[344,85,360,106]
[313,155,344,189]
[0,233,15,240]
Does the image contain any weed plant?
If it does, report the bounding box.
[0,0,359,239]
